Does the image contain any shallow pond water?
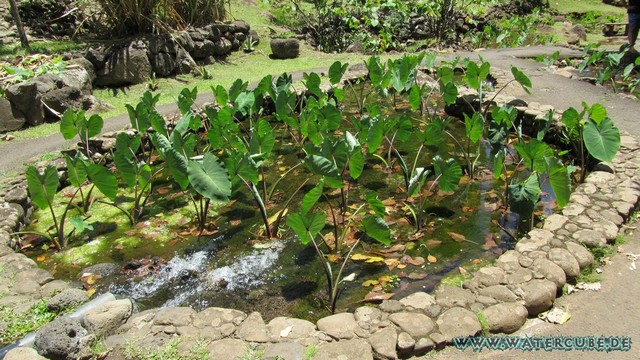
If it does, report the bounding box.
[23,80,561,321]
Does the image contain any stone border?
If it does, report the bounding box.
[0,69,639,359]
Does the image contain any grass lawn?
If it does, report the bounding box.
[551,0,626,18]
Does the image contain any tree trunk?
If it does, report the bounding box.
[8,0,29,49]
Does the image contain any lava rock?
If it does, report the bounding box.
[270,38,300,59]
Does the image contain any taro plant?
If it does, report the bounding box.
[22,162,117,250]
[399,155,462,231]
[287,179,391,313]
[560,103,621,182]
[59,109,104,159]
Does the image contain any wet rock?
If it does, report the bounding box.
[237,312,270,343]
[573,229,607,247]
[388,312,434,339]
[565,242,594,269]
[548,248,580,278]
[83,299,133,337]
[317,313,359,339]
[445,94,480,119]
[399,292,436,310]
[47,288,89,312]
[34,317,89,360]
[368,327,397,359]
[263,342,305,360]
[483,302,528,334]
[153,307,196,327]
[532,258,566,289]
[78,263,120,278]
[478,285,518,302]
[436,307,481,342]
[206,338,247,359]
[315,339,373,360]
[268,317,316,341]
[516,279,556,315]
[435,286,476,308]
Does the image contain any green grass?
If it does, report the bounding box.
[0,40,89,60]
[124,337,209,360]
[476,310,490,336]
[6,122,60,140]
[303,345,318,360]
[0,299,57,346]
[551,0,626,18]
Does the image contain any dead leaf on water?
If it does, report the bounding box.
[448,232,466,241]
[425,239,442,248]
[363,292,395,302]
[427,255,437,263]
[406,272,428,280]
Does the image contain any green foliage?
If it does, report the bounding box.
[0,300,57,346]
[124,337,209,360]
[465,9,556,49]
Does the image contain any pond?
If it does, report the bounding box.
[22,57,567,322]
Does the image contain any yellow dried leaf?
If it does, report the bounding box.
[362,280,379,287]
[86,288,96,297]
[427,255,437,263]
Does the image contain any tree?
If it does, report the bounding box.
[8,0,29,49]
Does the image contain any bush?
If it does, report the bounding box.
[95,0,226,35]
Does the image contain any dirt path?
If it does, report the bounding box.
[427,215,640,360]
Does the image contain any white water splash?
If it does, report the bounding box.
[110,241,285,308]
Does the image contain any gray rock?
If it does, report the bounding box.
[423,304,442,318]
[515,229,553,252]
[585,171,617,186]
[368,327,397,359]
[4,347,48,360]
[194,307,246,328]
[495,250,522,272]
[354,306,383,327]
[231,20,251,33]
[516,279,557,315]
[478,285,518,302]
[78,263,120,279]
[543,214,569,231]
[397,331,415,353]
[83,299,132,337]
[435,286,476,308]
[47,288,88,312]
[96,41,152,86]
[565,242,594,269]
[507,268,533,285]
[153,307,196,327]
[317,312,359,339]
[268,317,316,341]
[0,98,25,132]
[414,337,435,354]
[570,24,587,41]
[212,38,233,56]
[379,299,404,313]
[388,312,434,339]
[399,292,436,310]
[40,280,71,298]
[483,302,528,334]
[237,311,270,342]
[573,229,607,247]
[5,74,61,126]
[206,338,248,359]
[562,203,586,216]
[435,307,481,342]
[474,267,507,287]
[532,258,566,289]
[315,339,373,360]
[4,187,28,209]
[263,342,305,360]
[34,317,89,360]
[270,38,300,59]
[548,248,580,278]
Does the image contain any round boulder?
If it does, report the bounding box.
[483,302,528,334]
[270,38,300,59]
[34,317,89,360]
